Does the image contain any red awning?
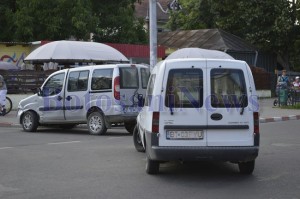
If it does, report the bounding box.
[106,43,165,58]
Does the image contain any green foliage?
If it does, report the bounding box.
[91,0,147,44]
[1,0,147,44]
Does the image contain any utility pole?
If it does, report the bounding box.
[149,0,157,71]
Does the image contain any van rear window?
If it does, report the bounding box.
[210,69,248,108]
[120,67,138,89]
[165,69,203,108]
[91,69,113,90]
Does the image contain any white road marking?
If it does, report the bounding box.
[47,141,81,145]
[0,147,14,150]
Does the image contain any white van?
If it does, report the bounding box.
[17,64,149,135]
[133,58,260,174]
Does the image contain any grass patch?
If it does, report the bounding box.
[280,103,300,109]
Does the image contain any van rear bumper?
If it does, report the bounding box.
[145,134,259,162]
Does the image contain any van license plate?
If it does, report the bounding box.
[166,130,203,140]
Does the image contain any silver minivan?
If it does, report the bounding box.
[133,58,260,174]
[17,64,149,135]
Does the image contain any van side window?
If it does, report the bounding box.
[67,71,89,92]
[141,68,150,89]
[120,67,138,89]
[165,69,203,108]
[211,69,248,108]
[43,73,65,96]
[144,74,156,106]
[91,69,113,90]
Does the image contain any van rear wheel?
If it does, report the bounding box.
[238,160,255,174]
[146,156,159,174]
[87,112,107,135]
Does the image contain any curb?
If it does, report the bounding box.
[1,115,300,128]
[259,115,300,123]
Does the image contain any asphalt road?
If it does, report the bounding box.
[0,121,299,199]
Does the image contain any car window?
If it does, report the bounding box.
[91,69,113,90]
[43,73,65,96]
[141,68,150,89]
[165,69,203,108]
[67,70,89,92]
[211,69,248,108]
[120,67,138,89]
[144,74,156,106]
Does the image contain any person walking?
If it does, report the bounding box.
[0,75,7,115]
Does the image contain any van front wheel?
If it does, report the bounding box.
[21,111,38,132]
[238,160,255,174]
[124,122,136,134]
[87,112,107,135]
[133,126,145,152]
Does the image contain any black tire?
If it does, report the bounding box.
[1,97,12,116]
[21,111,38,132]
[146,156,159,174]
[273,99,278,107]
[238,160,255,175]
[133,125,145,152]
[124,122,136,134]
[87,111,107,135]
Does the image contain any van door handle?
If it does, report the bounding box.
[211,113,223,121]
[57,96,63,101]
[66,96,72,101]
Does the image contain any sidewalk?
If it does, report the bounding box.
[0,95,300,127]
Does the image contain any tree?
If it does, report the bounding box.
[90,0,147,44]
[13,0,98,41]
[167,0,297,70]
[0,0,17,41]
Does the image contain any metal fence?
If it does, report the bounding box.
[0,70,55,94]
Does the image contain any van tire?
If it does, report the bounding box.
[133,126,145,152]
[124,122,136,134]
[87,112,107,135]
[146,156,159,174]
[238,160,255,174]
[21,111,38,132]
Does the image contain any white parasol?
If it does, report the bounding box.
[24,40,129,64]
[0,61,20,70]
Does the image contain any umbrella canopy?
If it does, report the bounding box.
[0,61,19,70]
[166,48,234,60]
[24,40,129,64]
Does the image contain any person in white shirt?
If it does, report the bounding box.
[292,76,300,88]
[0,75,7,115]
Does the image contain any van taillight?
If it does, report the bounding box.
[114,76,120,100]
[152,112,160,133]
[253,112,259,134]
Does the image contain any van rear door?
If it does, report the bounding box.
[206,60,254,146]
[119,65,147,114]
[158,60,207,147]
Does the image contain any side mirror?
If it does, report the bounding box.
[36,88,43,96]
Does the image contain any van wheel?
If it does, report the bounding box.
[124,122,136,134]
[238,160,255,174]
[21,111,38,132]
[87,112,107,135]
[146,156,159,174]
[133,126,145,152]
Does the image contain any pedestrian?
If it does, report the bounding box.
[0,75,7,115]
[292,76,300,88]
[277,70,289,88]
